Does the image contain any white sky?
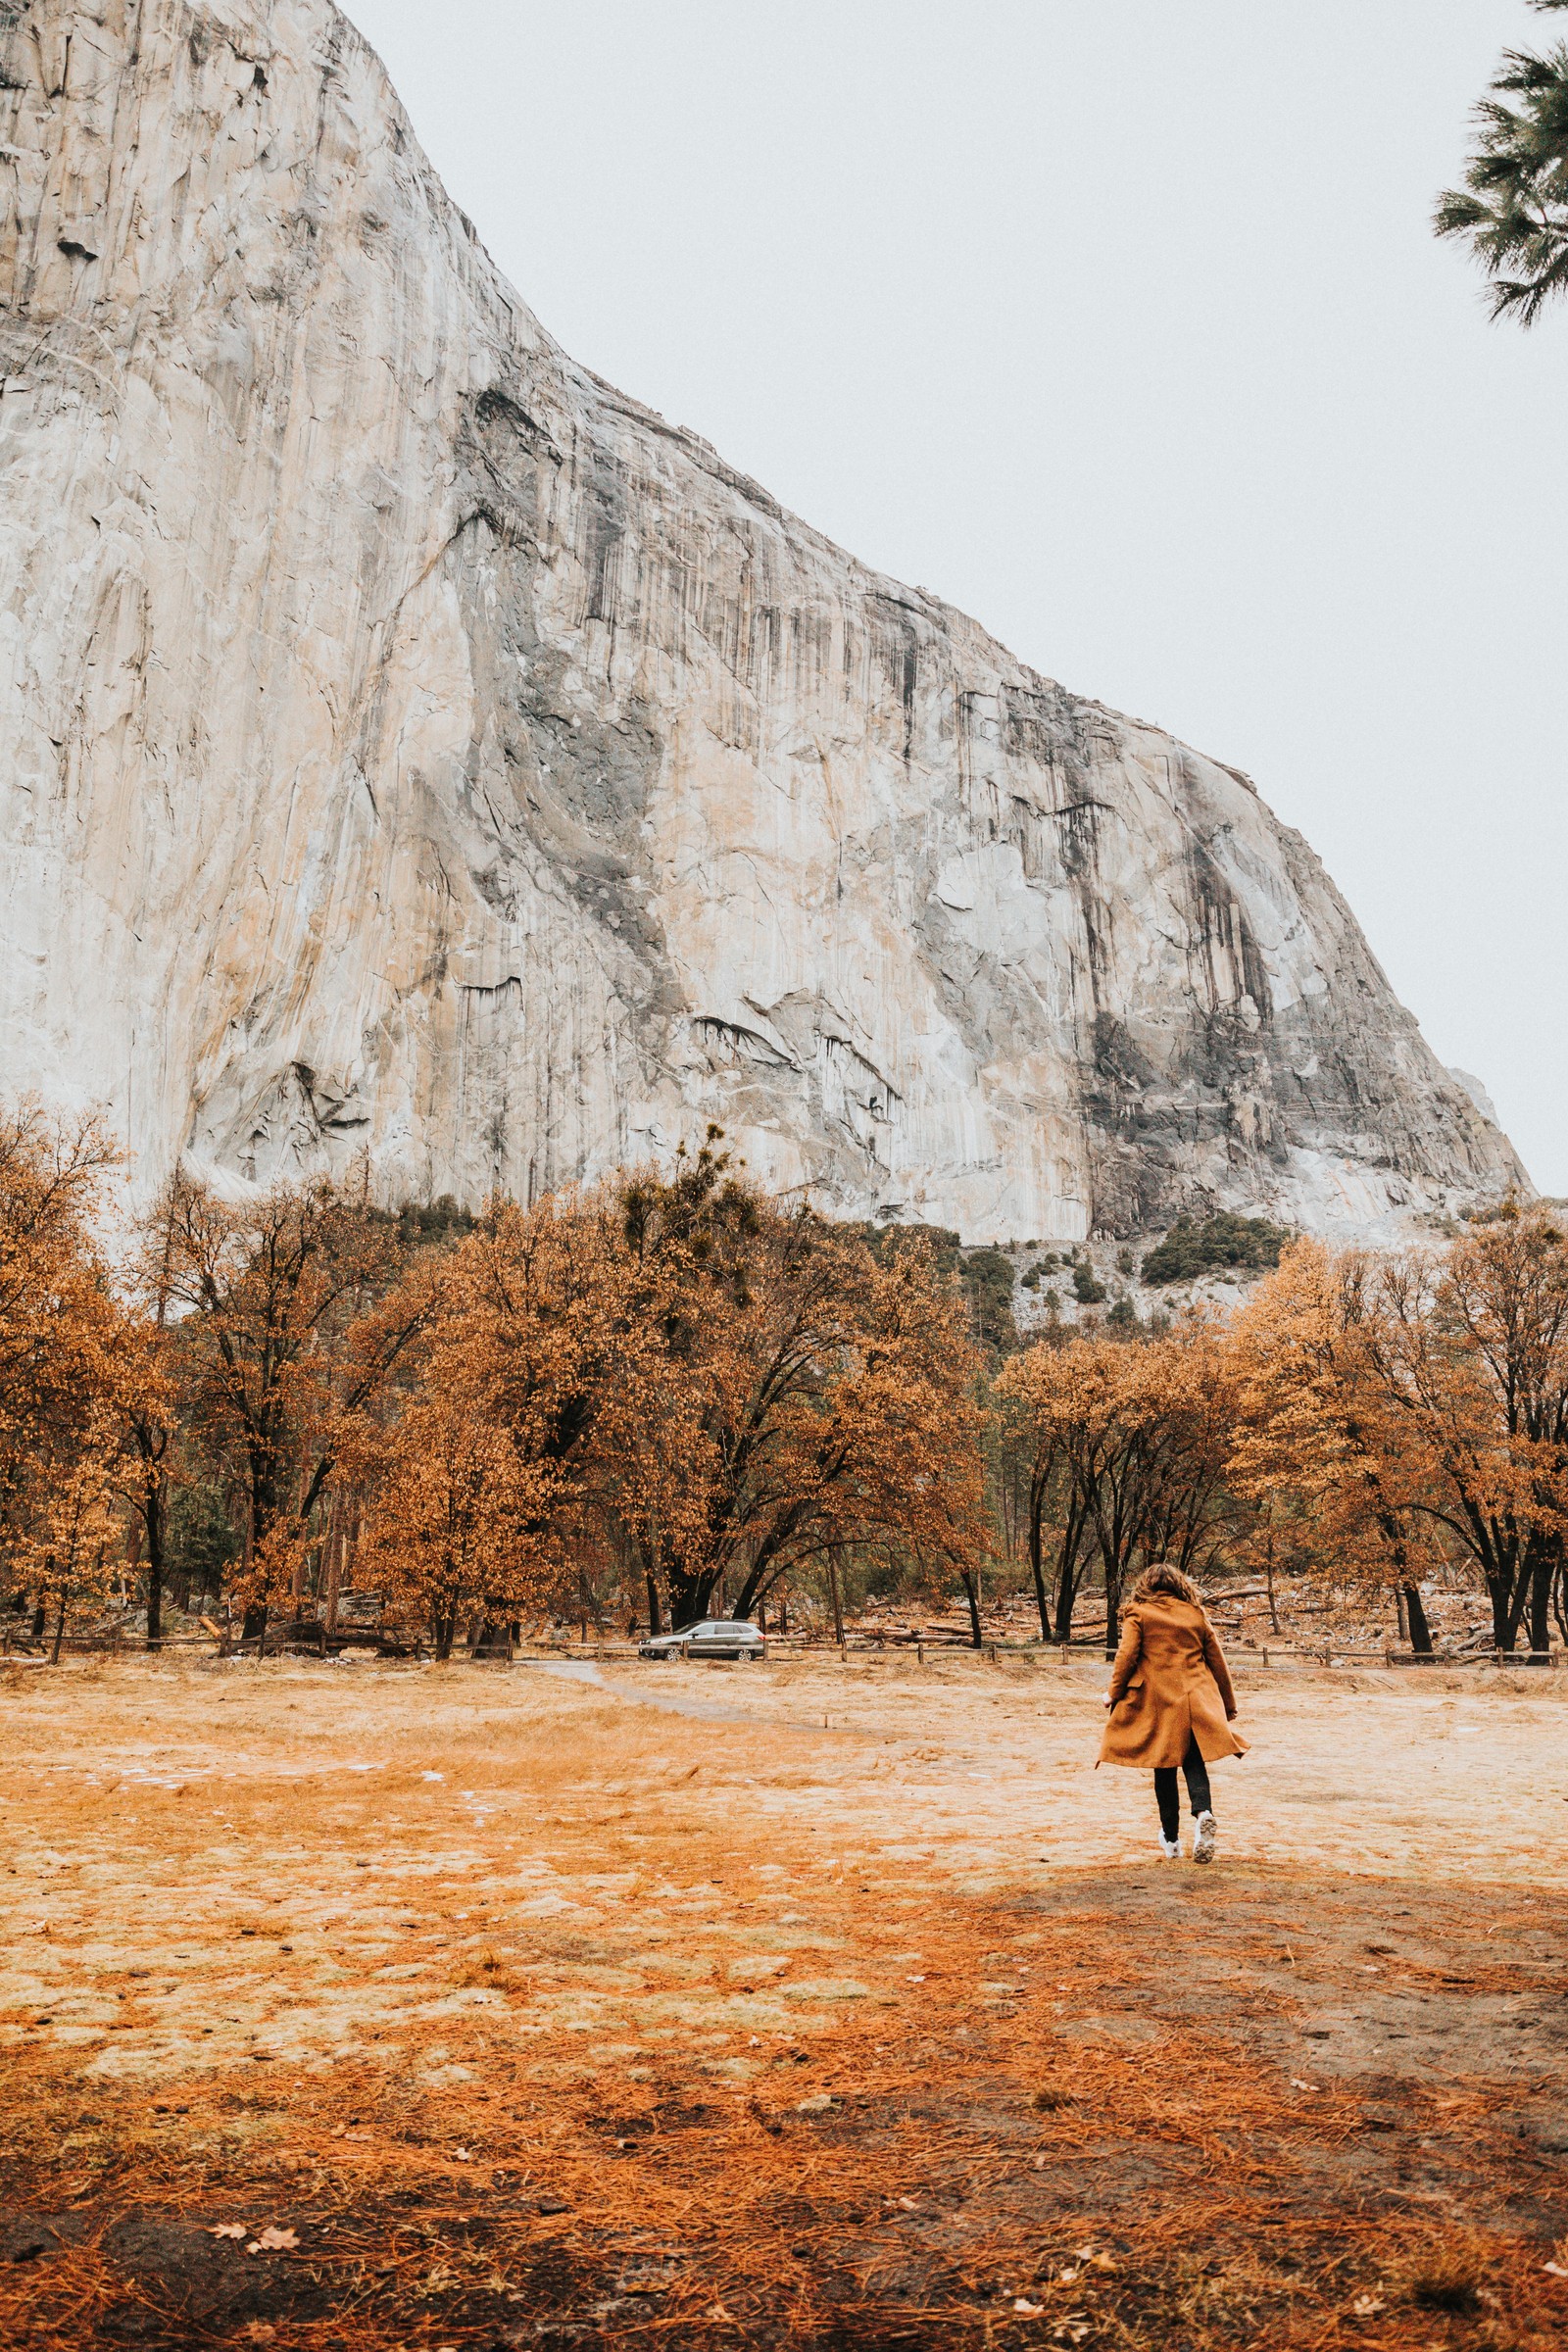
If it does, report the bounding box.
[348,0,1568,1193]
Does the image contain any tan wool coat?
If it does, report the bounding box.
[1098,1595,1249,1770]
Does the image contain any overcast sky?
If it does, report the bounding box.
[350,0,1568,1193]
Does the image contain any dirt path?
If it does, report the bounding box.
[1,1654,1564,2348]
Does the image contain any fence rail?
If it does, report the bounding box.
[3,1628,1557,1670]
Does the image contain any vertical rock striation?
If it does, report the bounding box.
[0,0,1526,1237]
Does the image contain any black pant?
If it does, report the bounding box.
[1154,1737,1212,1841]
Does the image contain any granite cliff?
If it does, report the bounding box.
[0,0,1527,1239]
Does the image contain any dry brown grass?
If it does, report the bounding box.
[1,1653,1566,2348]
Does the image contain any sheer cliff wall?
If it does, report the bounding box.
[0,0,1526,1237]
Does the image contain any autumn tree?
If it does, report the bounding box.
[356,1140,989,1644]
[356,1192,631,1651]
[149,1172,436,1635]
[358,1394,548,1657]
[0,1102,124,1640]
[1228,1241,1443,1652]
[607,1141,989,1632]
[24,1418,122,1663]
[1353,1207,1568,1655]
[996,1323,1239,1648]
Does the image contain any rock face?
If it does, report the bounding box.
[0,0,1527,1239]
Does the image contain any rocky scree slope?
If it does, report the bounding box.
[0,0,1526,1239]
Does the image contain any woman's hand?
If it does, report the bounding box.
[1102,1690,1113,1708]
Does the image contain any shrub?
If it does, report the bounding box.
[1141,1213,1291,1287]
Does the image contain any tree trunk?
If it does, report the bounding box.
[1104,1563,1127,1658]
[1527,1553,1553,1661]
[1028,1487,1052,1642]
[51,1592,66,1665]
[29,1598,45,1643]
[323,1489,345,1632]
[645,1571,662,1638]
[1053,1551,1079,1643]
[827,1553,845,1646]
[666,1558,719,1630]
[1401,1582,1434,1656]
[144,1480,166,1650]
[958,1565,983,1650]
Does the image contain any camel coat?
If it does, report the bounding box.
[1098,1595,1249,1770]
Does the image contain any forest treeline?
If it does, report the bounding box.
[2,1098,1566,1661]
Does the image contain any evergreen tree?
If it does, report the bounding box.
[1437,1,1568,323]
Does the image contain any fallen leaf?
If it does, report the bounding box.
[1290,2079,1320,2092]
[896,2196,920,2211]
[796,2093,833,2114]
[1350,2295,1386,2317]
[250,2227,298,2252]
[906,1974,927,1983]
[1544,2262,1568,2278]
[1013,2298,1044,2316]
[209,2223,247,2239]
[453,2146,473,2162]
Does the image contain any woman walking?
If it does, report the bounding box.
[1099,1563,1247,1862]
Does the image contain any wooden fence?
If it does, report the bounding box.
[3,1627,1557,1671]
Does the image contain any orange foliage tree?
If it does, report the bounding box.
[23,1417,122,1662]
[0,1102,125,1648]
[1228,1241,1443,1651]
[355,1139,989,1646]
[606,1141,989,1632]
[356,1396,548,1658]
[1352,1206,1568,1654]
[147,1172,436,1635]
[356,1192,629,1652]
[996,1322,1239,1647]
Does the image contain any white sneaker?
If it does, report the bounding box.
[1158,1835,1180,1859]
[1192,1811,1217,1864]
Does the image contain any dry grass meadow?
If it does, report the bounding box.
[2,1648,1566,2350]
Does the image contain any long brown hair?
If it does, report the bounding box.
[1129,1561,1201,1606]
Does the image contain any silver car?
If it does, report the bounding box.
[639,1618,765,1662]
